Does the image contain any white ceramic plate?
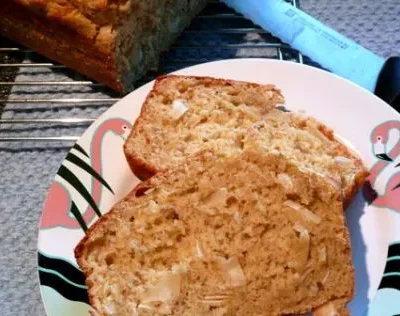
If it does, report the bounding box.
[38,59,400,316]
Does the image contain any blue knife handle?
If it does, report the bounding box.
[223,0,385,92]
[375,57,400,110]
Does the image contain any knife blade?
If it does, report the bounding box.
[224,0,400,108]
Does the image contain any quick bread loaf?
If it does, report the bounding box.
[75,149,354,315]
[0,1,207,92]
[124,75,368,206]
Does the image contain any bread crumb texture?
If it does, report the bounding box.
[76,150,354,316]
[124,76,368,205]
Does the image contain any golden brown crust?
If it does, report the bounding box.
[75,179,151,260]
[122,77,176,177]
[122,150,160,180]
[310,120,369,207]
[16,0,137,29]
[344,166,369,208]
[13,0,131,47]
[0,2,122,91]
[154,74,282,91]
[74,179,155,313]
[313,298,351,316]
[75,171,171,315]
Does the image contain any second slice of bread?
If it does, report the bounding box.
[241,110,368,208]
[124,75,368,206]
[76,148,354,315]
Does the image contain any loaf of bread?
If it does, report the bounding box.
[124,75,368,206]
[75,148,354,315]
[0,1,207,92]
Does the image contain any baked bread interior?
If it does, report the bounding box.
[124,75,368,206]
[76,149,354,315]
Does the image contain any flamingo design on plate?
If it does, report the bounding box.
[362,121,400,315]
[40,118,132,232]
[364,121,400,212]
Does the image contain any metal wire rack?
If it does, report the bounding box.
[0,0,310,145]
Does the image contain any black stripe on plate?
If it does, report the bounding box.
[38,252,86,286]
[388,243,400,258]
[57,165,102,218]
[379,275,400,291]
[384,259,400,275]
[73,143,89,158]
[69,201,88,232]
[66,152,114,194]
[39,269,89,304]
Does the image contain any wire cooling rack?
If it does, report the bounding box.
[0,0,311,144]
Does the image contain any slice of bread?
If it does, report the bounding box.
[241,111,368,208]
[124,75,284,180]
[123,75,368,207]
[75,149,354,315]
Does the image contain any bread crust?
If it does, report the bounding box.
[0,2,122,91]
[303,117,369,207]
[122,78,173,178]
[74,179,156,313]
[75,178,155,257]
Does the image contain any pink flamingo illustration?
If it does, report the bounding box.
[364,121,400,211]
[40,118,132,230]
